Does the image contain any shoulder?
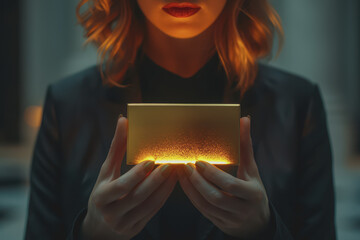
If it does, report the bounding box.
[42,65,104,127]
[255,62,319,103]
[46,64,102,108]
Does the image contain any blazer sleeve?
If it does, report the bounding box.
[24,85,86,240]
[226,83,336,240]
[262,83,336,240]
[288,83,336,239]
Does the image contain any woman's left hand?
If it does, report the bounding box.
[178,116,271,239]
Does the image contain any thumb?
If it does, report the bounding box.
[99,115,128,180]
[237,115,259,179]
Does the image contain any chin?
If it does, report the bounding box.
[161,26,207,39]
[165,31,202,39]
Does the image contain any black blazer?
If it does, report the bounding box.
[24,62,336,240]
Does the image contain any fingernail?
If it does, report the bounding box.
[160,164,173,177]
[143,161,155,173]
[118,113,124,119]
[184,163,194,177]
[195,161,206,173]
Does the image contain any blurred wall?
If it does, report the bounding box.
[20,0,97,141]
[269,0,359,114]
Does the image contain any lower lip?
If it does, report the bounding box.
[162,7,201,18]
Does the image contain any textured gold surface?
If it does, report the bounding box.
[127,103,240,165]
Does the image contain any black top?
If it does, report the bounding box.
[24,52,336,240]
[137,52,227,240]
[138,51,225,104]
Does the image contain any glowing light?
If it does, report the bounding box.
[24,106,43,128]
[137,157,232,165]
[154,159,230,165]
[132,138,235,165]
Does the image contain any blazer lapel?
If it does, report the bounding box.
[97,63,143,178]
[98,66,163,240]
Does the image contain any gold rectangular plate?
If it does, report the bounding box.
[127,103,240,165]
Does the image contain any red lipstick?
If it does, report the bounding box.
[162,2,201,18]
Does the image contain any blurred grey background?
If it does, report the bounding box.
[0,0,359,239]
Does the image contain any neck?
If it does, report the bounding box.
[141,18,217,79]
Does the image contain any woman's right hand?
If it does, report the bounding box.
[81,116,177,240]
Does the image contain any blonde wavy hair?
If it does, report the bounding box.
[76,0,283,98]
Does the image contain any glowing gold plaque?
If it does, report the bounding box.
[127,103,240,165]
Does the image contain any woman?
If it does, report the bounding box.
[25,0,336,239]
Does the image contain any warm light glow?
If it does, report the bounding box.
[24,106,43,128]
[132,136,236,165]
[136,155,232,165]
[146,159,231,165]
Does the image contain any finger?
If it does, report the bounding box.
[105,164,175,214]
[238,116,259,179]
[99,116,128,180]
[178,170,236,227]
[195,160,256,199]
[123,171,178,232]
[183,163,244,212]
[94,160,155,206]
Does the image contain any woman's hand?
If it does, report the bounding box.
[178,116,271,239]
[82,116,177,240]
